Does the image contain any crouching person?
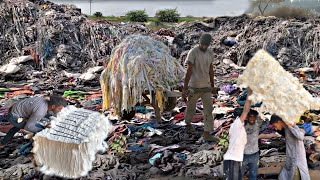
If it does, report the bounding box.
[0,95,68,148]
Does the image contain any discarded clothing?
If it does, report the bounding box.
[32,106,111,178]
[298,123,314,136]
[187,149,223,166]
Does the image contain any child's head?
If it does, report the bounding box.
[270,114,285,131]
[247,109,259,125]
[300,111,312,123]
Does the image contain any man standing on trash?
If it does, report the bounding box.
[0,95,68,148]
[182,33,218,142]
[269,114,311,180]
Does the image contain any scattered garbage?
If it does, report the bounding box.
[1,0,320,179]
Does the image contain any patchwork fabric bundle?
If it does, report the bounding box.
[100,35,185,115]
[32,106,111,178]
[237,50,320,124]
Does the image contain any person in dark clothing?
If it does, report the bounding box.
[0,95,68,148]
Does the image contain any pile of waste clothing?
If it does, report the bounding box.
[0,0,150,77]
[100,35,185,115]
[171,15,320,72]
[1,81,320,179]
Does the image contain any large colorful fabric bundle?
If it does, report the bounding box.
[32,106,111,178]
[100,35,185,115]
[237,49,320,124]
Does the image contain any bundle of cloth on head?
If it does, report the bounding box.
[32,106,111,178]
[100,35,185,115]
[237,49,320,124]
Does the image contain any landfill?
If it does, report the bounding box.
[1,0,320,179]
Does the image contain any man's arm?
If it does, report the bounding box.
[24,110,47,133]
[288,125,305,141]
[184,64,193,91]
[182,64,193,102]
[259,133,279,139]
[240,87,252,122]
[182,50,195,102]
[209,63,214,88]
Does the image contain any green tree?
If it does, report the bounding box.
[93,12,103,18]
[126,10,148,22]
[252,0,285,15]
[156,8,180,23]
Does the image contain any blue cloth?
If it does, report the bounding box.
[135,106,150,114]
[237,90,262,107]
[298,123,314,136]
[18,142,33,156]
[241,152,259,180]
[141,123,156,129]
[128,144,148,153]
[223,39,237,47]
[149,153,162,165]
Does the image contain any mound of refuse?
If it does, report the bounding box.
[172,15,320,71]
[0,0,149,74]
[237,49,320,124]
[100,35,185,115]
[32,106,111,178]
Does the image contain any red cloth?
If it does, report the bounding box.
[174,113,185,121]
[0,122,14,133]
[192,113,204,123]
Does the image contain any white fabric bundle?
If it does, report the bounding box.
[32,106,111,178]
[100,35,185,114]
[237,49,320,124]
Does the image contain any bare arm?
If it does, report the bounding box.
[24,110,47,133]
[240,87,252,122]
[183,64,193,90]
[209,63,214,87]
[259,133,279,139]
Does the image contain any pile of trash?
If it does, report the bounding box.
[100,35,185,115]
[0,0,149,77]
[172,15,320,71]
[1,0,320,179]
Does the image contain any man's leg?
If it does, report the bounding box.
[0,126,20,145]
[224,160,241,180]
[293,167,301,180]
[201,92,217,141]
[223,160,232,180]
[248,152,259,180]
[185,92,200,133]
[241,154,250,179]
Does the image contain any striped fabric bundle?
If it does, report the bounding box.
[32,106,111,178]
[237,49,320,124]
[100,35,185,115]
